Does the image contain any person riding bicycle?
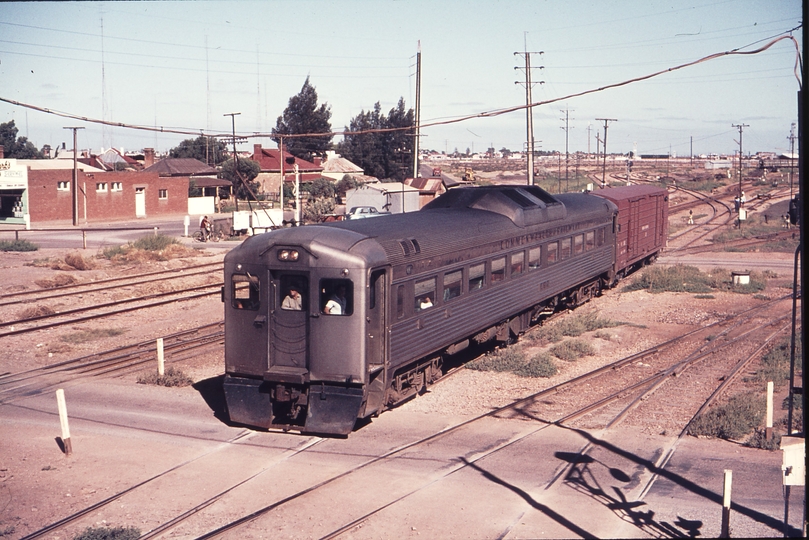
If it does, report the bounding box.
[200,216,211,242]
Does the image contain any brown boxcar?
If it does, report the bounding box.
[592,185,668,280]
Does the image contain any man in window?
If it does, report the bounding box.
[282,287,302,310]
[324,284,347,315]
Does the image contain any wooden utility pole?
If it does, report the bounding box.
[515,35,543,186]
[63,127,84,226]
[412,41,421,179]
[596,118,617,187]
[732,123,749,197]
[224,112,242,211]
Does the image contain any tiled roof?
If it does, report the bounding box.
[251,144,322,173]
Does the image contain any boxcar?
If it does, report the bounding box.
[221,184,667,435]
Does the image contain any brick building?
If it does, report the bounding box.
[26,168,189,223]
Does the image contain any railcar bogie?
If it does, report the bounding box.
[222,184,668,436]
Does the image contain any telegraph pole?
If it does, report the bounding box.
[596,118,617,187]
[788,123,796,199]
[224,112,243,211]
[560,108,574,191]
[412,41,421,179]
[63,127,84,226]
[732,123,749,198]
[515,35,543,186]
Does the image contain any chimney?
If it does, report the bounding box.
[313,156,322,167]
[253,143,262,157]
[144,148,155,167]
[0,145,4,159]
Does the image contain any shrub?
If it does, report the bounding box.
[754,337,801,386]
[530,311,621,344]
[466,347,526,372]
[100,245,128,259]
[0,239,38,252]
[514,353,558,378]
[549,339,595,361]
[744,429,781,451]
[132,233,179,252]
[688,392,764,440]
[73,526,141,540]
[624,264,713,294]
[60,328,127,344]
[137,366,193,387]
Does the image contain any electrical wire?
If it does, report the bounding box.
[0,33,802,142]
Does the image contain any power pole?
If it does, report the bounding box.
[412,41,422,179]
[596,118,617,187]
[732,123,749,197]
[560,108,574,191]
[63,127,84,226]
[586,123,592,156]
[515,35,543,186]
[224,112,243,211]
[788,122,796,199]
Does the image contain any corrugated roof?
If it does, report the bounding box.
[322,154,363,174]
[143,158,219,176]
[251,145,322,173]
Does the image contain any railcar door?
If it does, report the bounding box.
[268,273,309,376]
[364,268,387,415]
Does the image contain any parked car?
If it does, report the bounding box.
[346,206,389,219]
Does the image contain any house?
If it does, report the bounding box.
[250,143,323,196]
[403,176,448,208]
[321,150,367,182]
[143,157,228,216]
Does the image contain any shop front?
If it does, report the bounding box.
[0,159,29,226]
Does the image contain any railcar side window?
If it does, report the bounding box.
[585,231,595,251]
[279,275,307,311]
[511,252,524,275]
[491,257,506,283]
[396,285,405,319]
[573,234,584,256]
[415,277,436,311]
[320,279,353,316]
[596,227,605,247]
[469,263,485,291]
[443,270,462,302]
[547,242,558,264]
[528,247,541,270]
[560,238,572,260]
[232,274,260,310]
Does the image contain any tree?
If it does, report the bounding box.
[272,77,332,162]
[335,174,361,196]
[336,97,414,181]
[169,136,227,165]
[219,158,261,200]
[0,120,43,159]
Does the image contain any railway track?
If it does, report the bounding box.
[21,294,798,539]
[0,322,224,404]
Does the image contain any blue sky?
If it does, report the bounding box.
[0,0,802,158]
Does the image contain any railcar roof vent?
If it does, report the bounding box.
[398,238,421,256]
[422,185,567,227]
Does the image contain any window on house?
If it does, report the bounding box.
[111,182,123,192]
[158,189,168,199]
[528,247,541,270]
[96,182,107,192]
[57,181,70,191]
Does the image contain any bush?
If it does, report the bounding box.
[73,526,140,540]
[132,233,179,252]
[744,429,781,450]
[514,353,558,378]
[64,252,95,270]
[467,348,526,372]
[688,392,764,440]
[137,366,192,387]
[0,239,38,252]
[753,337,801,386]
[60,328,127,344]
[530,311,621,344]
[624,265,713,294]
[549,339,595,361]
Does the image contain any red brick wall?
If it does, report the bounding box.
[28,170,189,223]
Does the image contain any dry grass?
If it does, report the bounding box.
[17,305,56,319]
[34,273,79,289]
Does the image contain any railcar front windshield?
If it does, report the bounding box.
[320,278,354,316]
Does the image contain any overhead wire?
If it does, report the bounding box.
[0,32,802,142]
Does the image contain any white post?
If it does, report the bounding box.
[766,381,774,440]
[294,164,301,225]
[157,338,165,376]
[721,469,732,538]
[183,215,190,237]
[56,389,72,456]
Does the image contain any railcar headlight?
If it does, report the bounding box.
[277,249,299,261]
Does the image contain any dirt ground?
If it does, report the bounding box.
[0,243,802,538]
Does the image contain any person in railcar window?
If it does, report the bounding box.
[282,287,303,310]
[324,284,348,315]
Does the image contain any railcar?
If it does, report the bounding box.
[222,184,668,435]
